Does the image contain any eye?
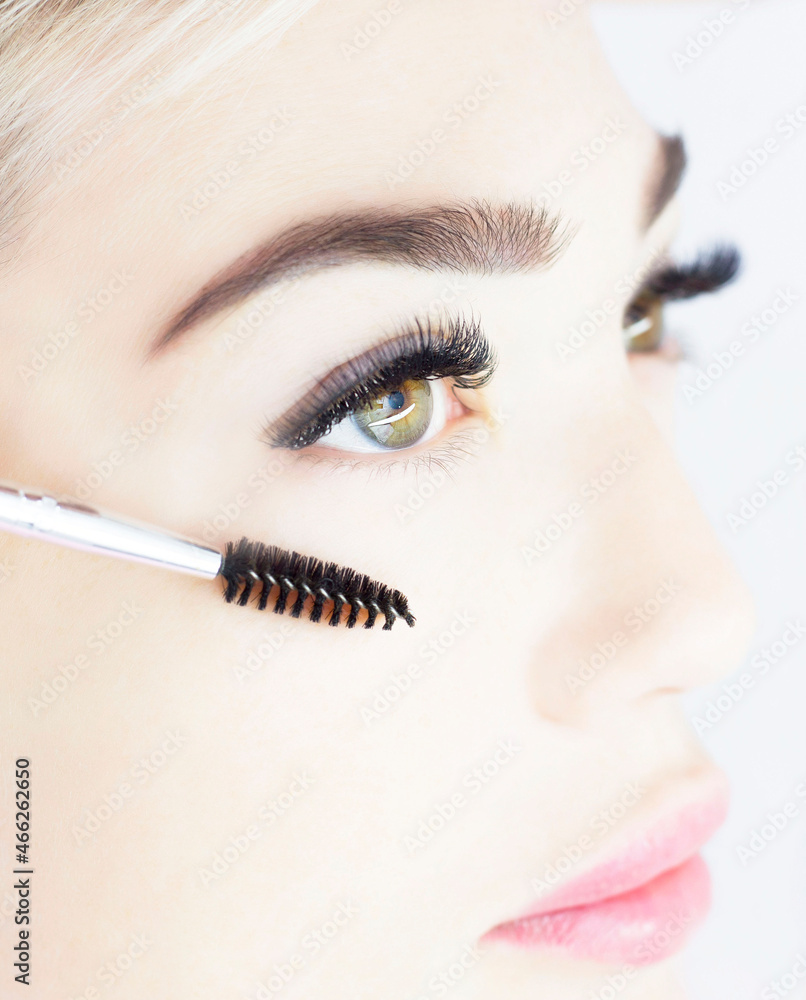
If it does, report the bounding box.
[263,316,497,452]
[623,288,665,352]
[316,377,452,453]
[623,244,741,353]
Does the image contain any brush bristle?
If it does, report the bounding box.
[218,538,415,630]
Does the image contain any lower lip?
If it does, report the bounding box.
[484,853,711,965]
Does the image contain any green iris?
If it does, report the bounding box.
[353,378,434,449]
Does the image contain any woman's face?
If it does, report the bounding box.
[3,1,755,997]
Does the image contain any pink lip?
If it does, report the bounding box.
[484,784,729,965]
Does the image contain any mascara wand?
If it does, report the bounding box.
[0,481,415,630]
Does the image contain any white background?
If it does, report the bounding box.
[591,2,806,996]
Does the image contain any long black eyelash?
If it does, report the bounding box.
[625,244,741,325]
[265,315,496,450]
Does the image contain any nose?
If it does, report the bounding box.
[522,374,756,726]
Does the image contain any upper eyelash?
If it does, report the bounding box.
[264,245,738,451]
[625,244,741,324]
[264,315,496,450]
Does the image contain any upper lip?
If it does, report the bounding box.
[496,771,729,923]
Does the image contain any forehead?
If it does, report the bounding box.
[12,0,659,337]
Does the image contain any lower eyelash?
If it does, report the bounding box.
[290,421,491,483]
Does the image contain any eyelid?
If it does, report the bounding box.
[263,314,496,450]
[627,244,741,317]
[623,243,741,353]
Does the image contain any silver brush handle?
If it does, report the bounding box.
[0,480,222,579]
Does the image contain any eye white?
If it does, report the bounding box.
[316,379,449,453]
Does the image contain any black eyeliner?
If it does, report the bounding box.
[264,314,496,450]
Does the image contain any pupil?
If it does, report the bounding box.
[387,390,405,410]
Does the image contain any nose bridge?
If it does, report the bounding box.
[527,414,756,727]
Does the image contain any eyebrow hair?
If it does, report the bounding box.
[150,134,686,356]
[149,200,571,355]
[645,133,687,231]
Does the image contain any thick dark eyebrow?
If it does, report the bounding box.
[149,141,684,356]
[148,200,570,355]
[644,133,687,231]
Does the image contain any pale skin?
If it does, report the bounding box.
[0,1,755,998]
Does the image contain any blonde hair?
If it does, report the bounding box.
[0,0,319,259]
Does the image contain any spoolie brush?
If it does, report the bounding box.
[0,481,416,630]
[219,538,415,630]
